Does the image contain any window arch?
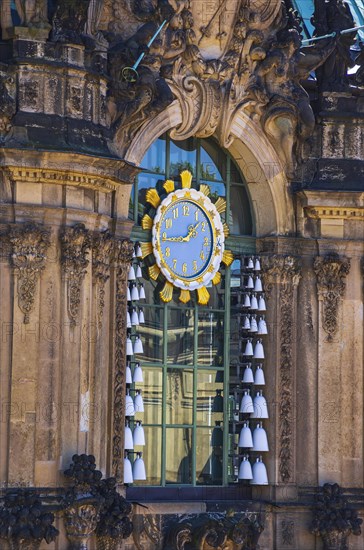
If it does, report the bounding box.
[126,136,268,491]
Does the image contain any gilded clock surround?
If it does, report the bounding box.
[141,170,233,305]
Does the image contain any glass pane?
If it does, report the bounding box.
[137,173,166,224]
[165,428,192,484]
[170,138,197,177]
[129,184,134,220]
[230,159,244,185]
[132,426,162,486]
[200,180,226,200]
[166,369,193,425]
[230,185,253,235]
[137,307,164,363]
[167,308,194,365]
[139,368,163,425]
[196,427,223,485]
[197,311,224,367]
[140,136,166,174]
[200,141,226,181]
[196,369,224,425]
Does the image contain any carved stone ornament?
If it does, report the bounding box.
[112,239,134,481]
[163,512,264,550]
[311,483,362,550]
[9,223,51,323]
[0,69,16,139]
[313,253,351,341]
[261,255,301,483]
[63,454,132,550]
[0,489,59,549]
[107,0,337,171]
[92,231,114,329]
[61,223,92,327]
[64,503,101,550]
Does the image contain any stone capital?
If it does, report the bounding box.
[8,222,51,323]
[61,223,92,327]
[261,255,302,299]
[313,253,350,341]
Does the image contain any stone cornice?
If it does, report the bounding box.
[305,206,364,221]
[0,149,140,188]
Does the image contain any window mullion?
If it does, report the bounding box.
[192,305,199,486]
[223,265,231,485]
[161,302,168,486]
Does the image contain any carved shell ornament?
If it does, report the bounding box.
[140,170,233,305]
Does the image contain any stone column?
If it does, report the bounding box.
[261,254,302,495]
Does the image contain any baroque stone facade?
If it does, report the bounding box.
[0,0,363,548]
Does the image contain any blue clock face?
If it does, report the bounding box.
[158,199,214,280]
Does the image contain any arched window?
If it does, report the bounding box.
[126,135,265,491]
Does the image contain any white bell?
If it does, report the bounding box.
[134,390,144,413]
[128,265,136,281]
[253,339,264,359]
[133,452,146,480]
[251,391,269,419]
[126,363,132,384]
[254,365,265,385]
[249,315,258,333]
[258,295,266,311]
[138,309,145,324]
[134,336,144,354]
[131,284,139,301]
[238,422,253,448]
[247,257,254,269]
[253,423,269,451]
[133,362,143,383]
[133,421,145,446]
[243,294,251,308]
[254,277,263,292]
[243,316,251,330]
[125,391,135,416]
[127,286,131,302]
[126,337,134,356]
[251,457,268,485]
[136,264,142,278]
[258,317,268,335]
[244,339,253,356]
[131,308,139,326]
[242,365,254,384]
[135,243,142,258]
[240,390,254,413]
[250,294,258,310]
[254,258,261,271]
[246,276,254,289]
[238,456,253,480]
[124,454,133,484]
[139,284,146,300]
[132,246,136,259]
[126,311,131,328]
[124,422,134,450]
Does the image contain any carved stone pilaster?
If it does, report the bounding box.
[61,224,92,327]
[92,231,114,329]
[112,239,134,482]
[261,255,302,483]
[314,254,351,342]
[8,223,51,323]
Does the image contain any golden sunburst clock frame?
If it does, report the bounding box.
[140,170,233,305]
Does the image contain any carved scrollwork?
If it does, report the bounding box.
[61,223,92,327]
[261,255,301,483]
[8,223,51,324]
[92,231,114,329]
[64,503,101,550]
[313,253,351,342]
[112,238,134,481]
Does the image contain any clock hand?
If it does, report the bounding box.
[163,223,201,243]
[182,222,201,242]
